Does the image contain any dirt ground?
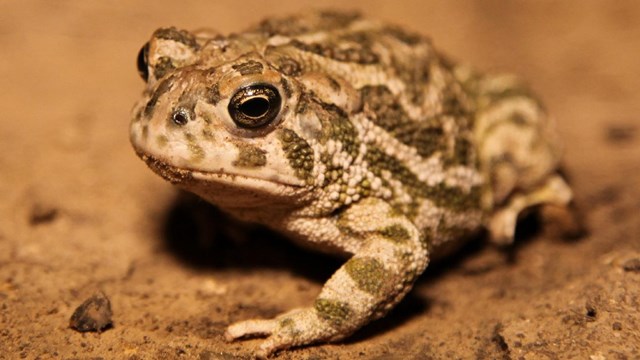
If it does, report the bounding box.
[1,1,639,359]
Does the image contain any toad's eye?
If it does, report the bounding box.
[137,42,150,81]
[228,84,282,129]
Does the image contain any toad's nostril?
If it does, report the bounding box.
[171,108,190,126]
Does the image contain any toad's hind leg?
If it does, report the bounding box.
[488,174,574,245]
[471,74,578,245]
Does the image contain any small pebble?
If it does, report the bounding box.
[29,203,58,226]
[622,258,640,273]
[69,292,113,332]
[606,124,637,143]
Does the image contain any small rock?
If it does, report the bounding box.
[605,123,637,144]
[622,258,640,273]
[29,203,58,226]
[69,292,113,332]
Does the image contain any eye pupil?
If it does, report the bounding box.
[239,97,270,118]
[228,84,282,129]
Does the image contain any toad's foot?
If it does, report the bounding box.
[225,308,343,358]
[488,174,573,245]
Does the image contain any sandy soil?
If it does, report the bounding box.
[1,1,639,359]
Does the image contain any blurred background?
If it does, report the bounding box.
[1,1,638,359]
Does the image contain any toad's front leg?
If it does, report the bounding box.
[225,200,429,357]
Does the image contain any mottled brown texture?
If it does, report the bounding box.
[153,27,199,49]
[231,60,264,76]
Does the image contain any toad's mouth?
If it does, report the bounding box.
[137,152,306,194]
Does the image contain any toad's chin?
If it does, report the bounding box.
[137,153,310,209]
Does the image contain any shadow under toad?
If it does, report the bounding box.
[160,190,550,341]
[161,192,341,283]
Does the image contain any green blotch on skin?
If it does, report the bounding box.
[388,206,405,218]
[449,136,473,166]
[399,124,445,158]
[233,143,267,168]
[314,298,352,328]
[344,257,388,295]
[295,94,359,158]
[361,85,447,157]
[378,224,411,243]
[279,318,294,327]
[440,184,482,212]
[321,103,359,158]
[184,133,204,162]
[336,223,359,239]
[278,128,314,183]
[334,208,361,239]
[278,317,301,339]
[290,39,378,64]
[365,147,482,213]
[156,135,168,148]
[292,95,360,192]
